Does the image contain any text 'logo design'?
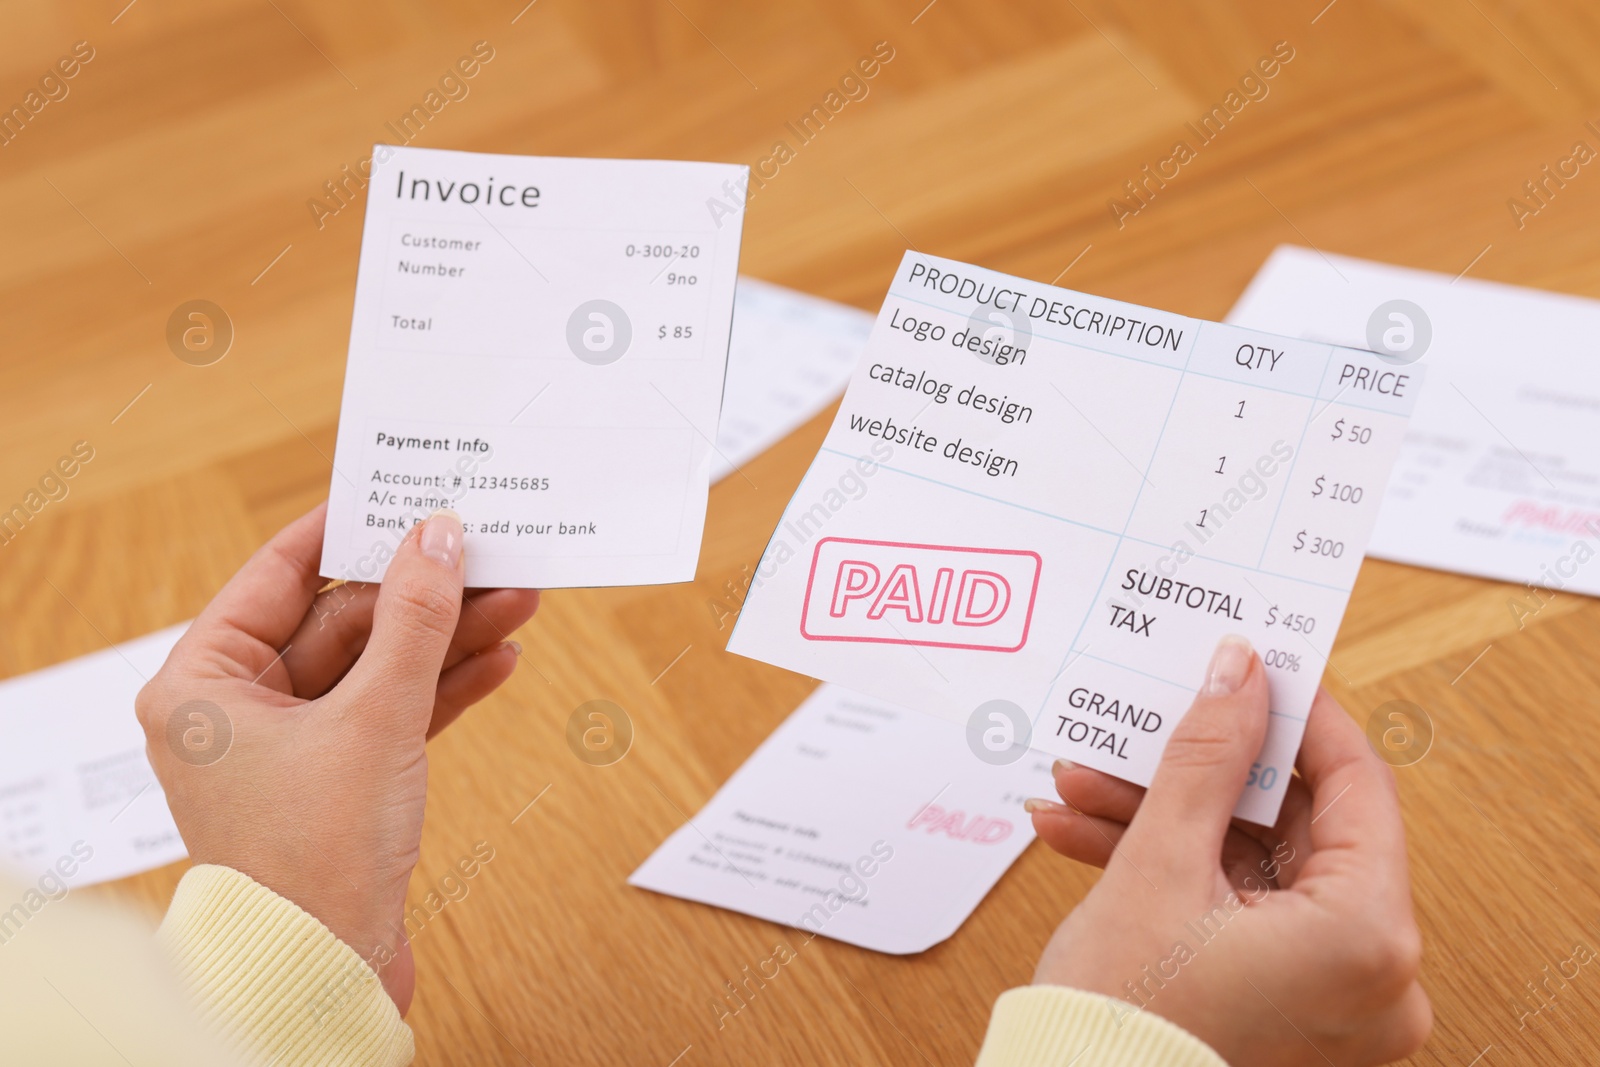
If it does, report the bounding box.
[800,538,1040,652]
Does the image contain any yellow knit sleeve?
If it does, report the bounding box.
[976,986,1228,1067]
[157,865,414,1067]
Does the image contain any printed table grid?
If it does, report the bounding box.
[886,287,1405,417]
[829,307,1358,738]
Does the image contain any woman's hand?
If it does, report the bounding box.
[136,504,539,1013]
[1026,636,1431,1066]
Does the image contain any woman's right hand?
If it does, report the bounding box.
[1025,636,1432,1066]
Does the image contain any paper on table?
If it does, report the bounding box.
[1228,246,1600,597]
[319,147,747,590]
[728,251,1421,824]
[628,684,1051,954]
[0,626,187,888]
[714,278,872,482]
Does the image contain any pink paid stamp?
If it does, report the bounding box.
[800,537,1041,652]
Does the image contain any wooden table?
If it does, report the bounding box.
[4,1,1598,1062]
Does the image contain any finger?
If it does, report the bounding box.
[339,509,466,724]
[1264,773,1316,888]
[453,589,541,666]
[428,641,520,738]
[177,503,330,675]
[280,584,538,698]
[270,580,378,694]
[1119,635,1270,875]
[1057,756,1313,888]
[1296,687,1409,875]
[1026,801,1126,868]
[1053,761,1146,821]
[1030,797,1277,895]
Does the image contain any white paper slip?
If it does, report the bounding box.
[1229,246,1600,599]
[727,251,1421,824]
[714,278,873,482]
[628,684,1052,954]
[319,147,748,589]
[0,626,188,888]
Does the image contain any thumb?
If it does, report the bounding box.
[340,509,466,719]
[1118,634,1270,875]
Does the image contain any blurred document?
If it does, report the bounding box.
[0,626,187,888]
[629,684,1050,954]
[729,252,1420,824]
[714,278,872,481]
[320,147,747,589]
[1229,246,1600,596]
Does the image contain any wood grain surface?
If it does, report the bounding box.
[3,1,1599,1063]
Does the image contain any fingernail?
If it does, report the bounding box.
[1052,759,1077,776]
[504,640,522,656]
[1023,798,1072,816]
[1203,634,1253,696]
[420,509,464,569]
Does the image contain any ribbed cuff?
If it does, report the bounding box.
[157,865,413,1067]
[975,986,1227,1067]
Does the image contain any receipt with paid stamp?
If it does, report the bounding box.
[729,252,1420,823]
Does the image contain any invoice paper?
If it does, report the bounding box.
[1229,246,1600,597]
[628,684,1051,954]
[319,147,747,588]
[0,626,187,887]
[714,278,872,482]
[728,252,1421,823]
